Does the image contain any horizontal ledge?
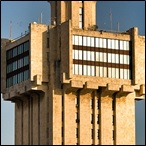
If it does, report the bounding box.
[121,84,134,93]
[70,80,83,88]
[107,83,120,91]
[84,81,98,90]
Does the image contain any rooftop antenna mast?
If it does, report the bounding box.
[109,8,112,31]
[118,21,120,32]
[38,12,43,24]
[41,12,42,24]
[117,21,120,32]
[38,17,40,23]
[10,20,12,40]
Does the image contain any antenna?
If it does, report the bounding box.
[38,17,40,23]
[38,12,43,24]
[109,8,112,31]
[41,12,42,24]
[10,21,12,40]
[117,21,120,32]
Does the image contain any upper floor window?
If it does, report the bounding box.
[72,35,132,80]
[6,41,30,88]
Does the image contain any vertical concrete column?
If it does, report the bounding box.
[100,88,113,145]
[52,90,62,145]
[94,90,100,145]
[46,93,50,145]
[115,91,135,145]
[48,89,53,145]
[15,100,23,145]
[83,1,97,29]
[40,89,48,145]
[80,90,92,145]
[64,91,76,144]
[30,95,33,145]
[92,91,95,145]
[32,93,39,145]
[22,97,29,145]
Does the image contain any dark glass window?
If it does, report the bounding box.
[91,114,93,124]
[112,98,115,111]
[112,115,114,125]
[97,129,100,139]
[97,114,100,124]
[62,126,64,137]
[76,128,78,138]
[112,130,115,140]
[91,129,94,139]
[6,41,30,88]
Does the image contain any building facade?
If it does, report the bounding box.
[1,1,145,145]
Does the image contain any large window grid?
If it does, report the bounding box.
[6,41,30,88]
[72,35,132,79]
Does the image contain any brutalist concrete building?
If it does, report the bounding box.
[1,1,145,145]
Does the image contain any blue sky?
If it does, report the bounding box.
[1,1,145,145]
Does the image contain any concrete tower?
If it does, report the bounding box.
[1,1,145,145]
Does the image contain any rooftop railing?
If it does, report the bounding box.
[12,30,29,41]
[72,25,129,34]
